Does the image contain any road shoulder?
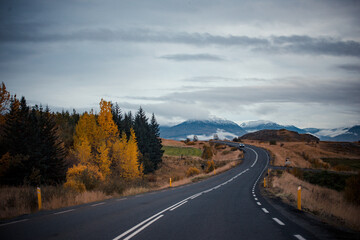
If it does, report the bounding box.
[259,186,360,240]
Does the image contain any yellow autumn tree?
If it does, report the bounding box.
[66,99,122,191]
[96,142,111,178]
[112,129,142,180]
[98,99,119,145]
[74,136,91,165]
[73,112,99,153]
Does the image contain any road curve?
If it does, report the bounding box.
[0,145,317,240]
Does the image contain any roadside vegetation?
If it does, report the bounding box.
[266,170,360,231]
[244,137,360,231]
[0,82,243,219]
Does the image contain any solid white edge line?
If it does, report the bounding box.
[169,201,188,211]
[262,208,269,213]
[294,234,306,240]
[117,198,127,201]
[0,219,28,227]
[91,202,105,207]
[53,209,75,215]
[246,147,258,167]
[273,218,285,226]
[123,215,164,240]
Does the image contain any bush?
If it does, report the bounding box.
[202,146,213,160]
[222,150,231,155]
[290,168,304,179]
[205,160,215,173]
[344,174,360,205]
[269,140,277,145]
[186,167,200,177]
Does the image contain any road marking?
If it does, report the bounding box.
[262,208,269,213]
[54,209,75,215]
[254,198,258,200]
[113,164,252,239]
[190,193,202,199]
[170,201,188,211]
[123,215,164,240]
[273,218,285,226]
[256,202,262,205]
[91,202,105,207]
[117,198,127,201]
[246,147,258,167]
[294,234,306,240]
[0,219,28,227]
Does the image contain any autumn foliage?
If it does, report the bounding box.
[65,99,142,191]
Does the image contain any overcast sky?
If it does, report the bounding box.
[1,0,360,128]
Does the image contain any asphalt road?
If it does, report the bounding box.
[1,145,317,240]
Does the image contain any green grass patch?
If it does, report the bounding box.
[162,146,202,157]
[302,171,352,191]
[321,158,360,171]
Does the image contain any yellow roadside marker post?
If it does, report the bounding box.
[264,177,266,188]
[169,178,172,187]
[297,186,301,210]
[37,187,42,210]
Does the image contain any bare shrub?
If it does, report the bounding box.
[186,167,200,177]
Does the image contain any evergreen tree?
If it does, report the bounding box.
[111,103,123,134]
[149,113,163,170]
[123,111,133,139]
[1,97,66,185]
[134,107,153,173]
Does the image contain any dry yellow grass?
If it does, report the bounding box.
[0,186,110,219]
[243,140,359,169]
[268,171,360,230]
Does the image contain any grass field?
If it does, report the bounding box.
[162,146,202,157]
[321,158,360,171]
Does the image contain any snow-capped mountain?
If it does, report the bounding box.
[160,119,246,140]
[160,118,360,142]
[240,120,306,133]
[240,120,360,142]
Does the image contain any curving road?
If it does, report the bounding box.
[0,145,317,240]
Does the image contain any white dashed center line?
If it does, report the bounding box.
[273,218,285,226]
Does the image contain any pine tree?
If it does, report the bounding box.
[0,82,10,126]
[1,97,66,185]
[134,107,153,173]
[111,103,123,134]
[149,113,163,170]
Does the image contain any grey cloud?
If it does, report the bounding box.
[267,36,360,57]
[160,54,224,62]
[161,79,360,107]
[338,64,360,72]
[2,24,360,58]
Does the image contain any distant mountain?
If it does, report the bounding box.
[160,119,247,140]
[330,125,360,142]
[241,129,319,142]
[160,119,360,142]
[240,120,360,142]
[240,120,306,133]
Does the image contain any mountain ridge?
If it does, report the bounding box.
[160,119,360,142]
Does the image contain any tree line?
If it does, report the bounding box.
[0,82,163,190]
